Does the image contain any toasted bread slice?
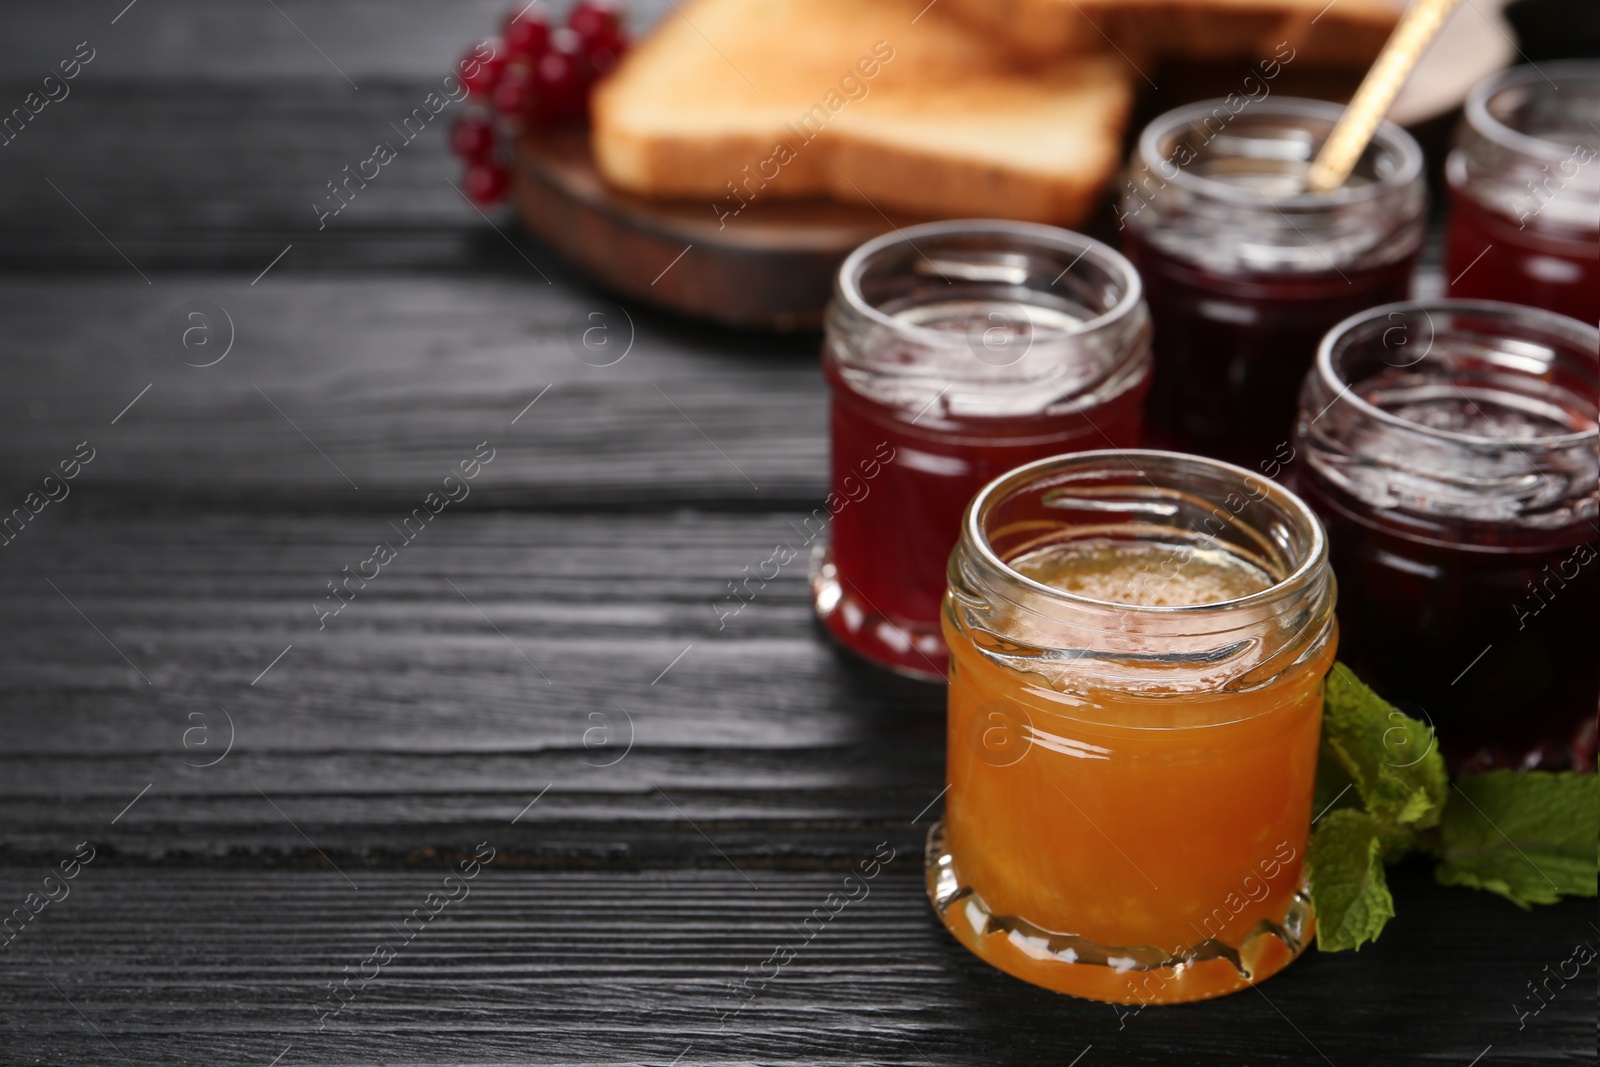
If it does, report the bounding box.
[939,0,1399,68]
[591,0,1133,225]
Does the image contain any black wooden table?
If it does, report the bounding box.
[0,3,1592,1064]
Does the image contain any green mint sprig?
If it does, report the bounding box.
[1307,664,1599,952]
[1433,769,1599,907]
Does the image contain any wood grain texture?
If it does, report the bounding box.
[0,0,675,272]
[0,507,942,862]
[0,277,824,506]
[0,868,1591,1066]
[0,0,671,83]
[0,510,904,750]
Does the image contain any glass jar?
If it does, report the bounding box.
[1445,62,1600,325]
[930,450,1336,1004]
[1295,300,1599,770]
[1121,97,1426,468]
[813,220,1152,681]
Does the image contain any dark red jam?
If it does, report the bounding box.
[1120,97,1425,470]
[1443,61,1600,325]
[813,221,1151,679]
[1126,231,1413,466]
[1445,184,1599,325]
[1296,474,1597,770]
[822,355,1145,678]
[1295,301,1599,770]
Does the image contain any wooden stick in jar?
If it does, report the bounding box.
[1304,0,1465,192]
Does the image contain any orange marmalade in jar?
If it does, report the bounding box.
[930,450,1336,1005]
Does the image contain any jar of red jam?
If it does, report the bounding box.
[1295,300,1599,770]
[812,221,1152,680]
[1121,98,1426,468]
[1445,62,1600,325]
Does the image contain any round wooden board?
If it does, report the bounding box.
[513,128,923,331]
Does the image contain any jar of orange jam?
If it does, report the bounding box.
[931,450,1337,1004]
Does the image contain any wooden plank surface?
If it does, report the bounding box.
[0,0,670,82]
[0,299,1592,1062]
[0,505,942,863]
[0,868,1591,1066]
[0,0,671,271]
[0,277,822,506]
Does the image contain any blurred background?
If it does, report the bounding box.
[0,0,1592,282]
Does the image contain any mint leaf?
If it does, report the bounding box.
[1433,770,1599,908]
[1322,664,1448,830]
[1307,808,1395,952]
[1312,748,1356,821]
[1311,666,1593,948]
[1308,664,1445,950]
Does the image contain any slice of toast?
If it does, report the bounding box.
[591,0,1133,225]
[939,0,1400,68]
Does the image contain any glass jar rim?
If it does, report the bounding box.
[1463,60,1600,165]
[963,449,1329,618]
[1136,96,1424,211]
[1314,299,1600,452]
[834,219,1144,348]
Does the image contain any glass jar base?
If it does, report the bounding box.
[809,539,947,682]
[924,822,1314,1005]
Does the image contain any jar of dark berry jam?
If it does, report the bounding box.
[1121,98,1426,468]
[1445,62,1600,325]
[1295,300,1599,770]
[812,220,1152,680]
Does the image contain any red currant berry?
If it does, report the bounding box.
[458,39,507,98]
[464,161,509,205]
[502,9,550,61]
[450,113,497,162]
[491,62,533,118]
[527,33,585,124]
[569,0,623,46]
[550,26,585,62]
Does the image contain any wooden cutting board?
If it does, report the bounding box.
[513,128,920,331]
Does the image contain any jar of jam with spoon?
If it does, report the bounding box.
[1121,97,1426,468]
